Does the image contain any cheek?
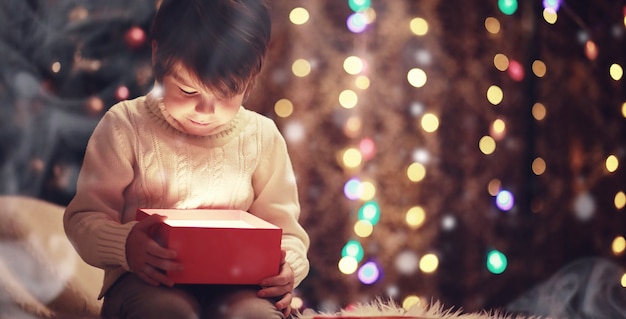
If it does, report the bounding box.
[163,95,191,115]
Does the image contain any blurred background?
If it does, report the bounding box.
[1,0,625,317]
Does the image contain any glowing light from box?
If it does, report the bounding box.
[409,17,428,36]
[347,12,368,33]
[612,236,626,255]
[479,136,496,155]
[407,68,427,88]
[494,53,509,71]
[419,253,438,273]
[348,0,371,12]
[532,102,547,120]
[485,17,500,34]
[339,90,358,109]
[342,147,362,168]
[407,162,426,182]
[532,157,547,175]
[402,295,421,311]
[274,98,294,118]
[357,261,380,284]
[486,249,507,274]
[606,155,619,172]
[359,137,376,160]
[507,59,524,81]
[344,56,365,75]
[487,85,503,105]
[358,201,380,225]
[490,118,506,140]
[496,190,514,211]
[354,220,373,237]
[405,206,426,229]
[420,113,439,133]
[338,256,359,274]
[355,75,370,89]
[543,8,558,24]
[543,0,562,12]
[498,0,518,15]
[292,59,311,77]
[344,178,362,200]
[359,180,376,201]
[615,191,626,209]
[610,63,624,81]
[488,179,502,196]
[342,240,364,262]
[289,7,309,25]
[532,60,547,77]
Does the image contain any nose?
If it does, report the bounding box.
[195,95,215,114]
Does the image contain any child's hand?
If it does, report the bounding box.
[126,214,183,287]
[258,250,294,317]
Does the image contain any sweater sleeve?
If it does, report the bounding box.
[63,106,137,271]
[248,119,310,287]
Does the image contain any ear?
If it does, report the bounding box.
[151,40,157,66]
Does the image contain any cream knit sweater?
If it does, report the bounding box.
[63,92,310,299]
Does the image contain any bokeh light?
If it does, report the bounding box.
[395,250,419,275]
[292,58,311,77]
[584,40,598,60]
[342,240,365,262]
[420,113,439,133]
[487,85,504,105]
[347,12,368,33]
[348,0,371,12]
[342,147,363,168]
[485,17,501,34]
[354,220,374,237]
[274,98,294,118]
[419,253,439,273]
[360,180,376,201]
[532,60,547,77]
[402,295,421,311]
[344,56,365,75]
[289,7,309,25]
[406,206,426,229]
[344,178,362,200]
[612,236,626,255]
[496,190,514,211]
[532,102,547,120]
[498,0,518,15]
[494,53,509,71]
[507,59,524,81]
[358,261,381,284]
[355,75,370,89]
[407,68,427,88]
[339,89,358,109]
[338,256,359,274]
[358,201,381,225]
[407,162,426,182]
[532,157,547,175]
[486,249,507,274]
[543,0,562,12]
[615,191,626,210]
[359,138,376,160]
[488,179,502,196]
[543,8,558,24]
[409,17,428,36]
[605,154,619,172]
[610,63,624,81]
[479,136,496,155]
[490,118,506,140]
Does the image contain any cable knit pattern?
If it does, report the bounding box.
[64,93,310,299]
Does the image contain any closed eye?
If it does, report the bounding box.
[179,87,198,96]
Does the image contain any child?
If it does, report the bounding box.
[63,0,310,318]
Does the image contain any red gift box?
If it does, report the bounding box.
[136,208,282,285]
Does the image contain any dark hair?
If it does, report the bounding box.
[151,0,271,98]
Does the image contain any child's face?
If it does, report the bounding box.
[159,64,245,136]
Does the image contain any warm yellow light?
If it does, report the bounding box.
[291,296,304,310]
[612,236,626,255]
[407,68,427,88]
[344,116,362,138]
[494,53,509,71]
[409,17,428,36]
[51,61,61,73]
[488,179,501,196]
[487,85,503,105]
[338,256,358,274]
[543,8,557,24]
[406,206,426,229]
[420,113,439,133]
[615,191,626,210]
[402,295,421,311]
[419,253,438,273]
[289,7,310,25]
[491,119,506,140]
[355,75,370,90]
[532,157,547,175]
[343,147,362,168]
[622,102,626,118]
[584,40,598,60]
[354,220,373,237]
[292,58,311,77]
[485,17,500,34]
[339,90,358,109]
[344,56,364,75]
[622,273,626,287]
[479,136,496,155]
[360,180,376,201]
[274,98,294,118]
[407,162,426,182]
[532,60,547,77]
[532,102,547,120]
[606,154,619,173]
[610,63,624,81]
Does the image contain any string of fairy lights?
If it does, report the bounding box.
[280,0,626,311]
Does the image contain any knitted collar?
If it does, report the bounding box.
[144,91,249,142]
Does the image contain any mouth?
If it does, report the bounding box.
[188,118,211,127]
